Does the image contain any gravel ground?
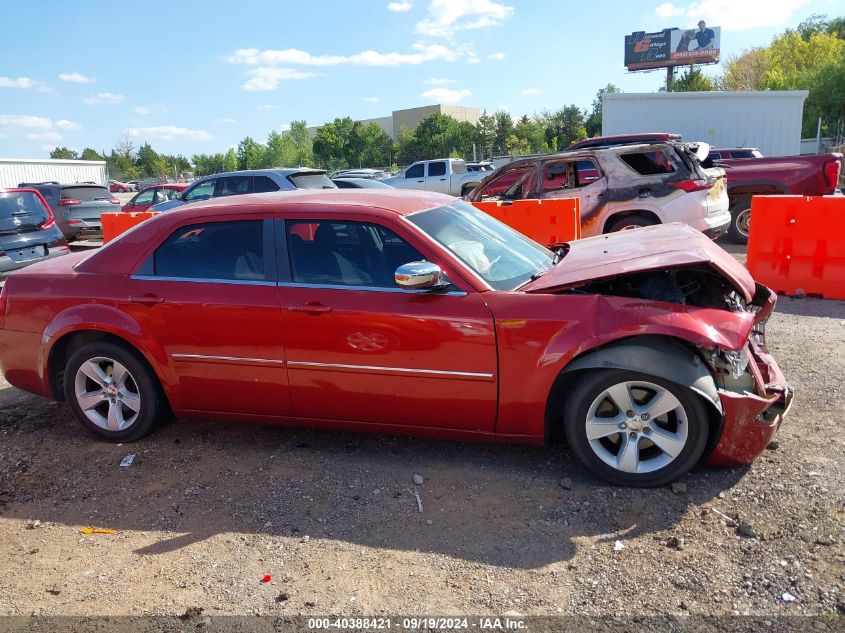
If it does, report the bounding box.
[0,241,843,624]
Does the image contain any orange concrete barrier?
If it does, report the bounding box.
[472,198,581,246]
[746,195,845,300]
[101,212,159,244]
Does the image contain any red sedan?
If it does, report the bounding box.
[122,183,188,213]
[0,190,791,486]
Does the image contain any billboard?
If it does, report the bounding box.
[625,23,721,71]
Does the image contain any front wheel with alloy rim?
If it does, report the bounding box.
[563,369,710,487]
[64,341,163,442]
[727,200,751,244]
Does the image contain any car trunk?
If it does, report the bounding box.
[61,186,115,226]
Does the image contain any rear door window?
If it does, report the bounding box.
[149,220,268,281]
[428,161,447,177]
[620,150,676,175]
[215,175,253,197]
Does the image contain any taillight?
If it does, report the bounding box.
[59,198,81,206]
[824,160,840,190]
[672,179,711,192]
[0,283,7,330]
[41,215,56,230]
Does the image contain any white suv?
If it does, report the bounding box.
[466,142,730,239]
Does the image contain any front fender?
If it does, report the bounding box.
[560,334,722,413]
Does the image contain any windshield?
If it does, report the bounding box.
[407,200,553,291]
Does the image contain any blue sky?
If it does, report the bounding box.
[1,0,841,158]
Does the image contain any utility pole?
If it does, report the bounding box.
[666,66,675,90]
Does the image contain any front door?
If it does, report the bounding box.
[279,217,498,431]
[119,217,290,416]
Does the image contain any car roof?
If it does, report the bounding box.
[568,133,682,150]
[165,188,454,219]
[197,167,326,178]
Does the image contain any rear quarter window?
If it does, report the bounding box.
[288,173,334,189]
[620,151,676,175]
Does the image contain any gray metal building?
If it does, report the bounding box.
[602,91,809,156]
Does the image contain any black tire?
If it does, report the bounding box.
[605,214,658,233]
[64,341,163,442]
[563,369,710,487]
[727,199,751,244]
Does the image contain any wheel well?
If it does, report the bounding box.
[48,330,161,402]
[461,183,479,196]
[544,336,724,452]
[602,210,660,233]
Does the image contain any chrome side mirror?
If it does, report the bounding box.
[394,261,447,290]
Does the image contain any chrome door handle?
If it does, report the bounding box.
[129,295,164,305]
[289,303,332,315]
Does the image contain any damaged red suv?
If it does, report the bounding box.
[0,190,791,486]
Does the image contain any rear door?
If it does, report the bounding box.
[119,217,289,416]
[425,160,450,194]
[539,158,606,221]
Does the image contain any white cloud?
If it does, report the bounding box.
[256,104,278,111]
[242,67,317,91]
[83,92,125,105]
[488,52,506,60]
[26,131,62,142]
[0,76,38,89]
[387,1,412,10]
[215,117,237,124]
[0,114,53,129]
[227,41,464,67]
[126,126,214,141]
[520,88,543,95]
[416,0,514,37]
[655,2,684,17]
[58,72,96,84]
[654,0,809,30]
[134,103,166,115]
[55,119,81,130]
[421,87,471,104]
[423,77,457,85]
[363,96,379,103]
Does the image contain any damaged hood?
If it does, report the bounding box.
[522,223,756,302]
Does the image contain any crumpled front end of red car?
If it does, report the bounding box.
[705,284,793,466]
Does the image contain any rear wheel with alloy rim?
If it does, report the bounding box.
[564,369,709,487]
[64,341,162,442]
[727,200,751,244]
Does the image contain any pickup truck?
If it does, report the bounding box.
[381,158,482,197]
[713,153,843,243]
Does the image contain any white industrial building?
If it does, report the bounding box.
[602,91,809,156]
[0,158,109,188]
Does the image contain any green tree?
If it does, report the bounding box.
[513,116,549,154]
[237,136,266,170]
[264,130,296,168]
[288,120,314,166]
[313,119,349,170]
[223,148,239,172]
[474,110,496,159]
[721,47,772,90]
[80,147,102,161]
[492,110,514,155]
[539,105,587,151]
[668,65,717,91]
[585,84,620,137]
[49,147,78,159]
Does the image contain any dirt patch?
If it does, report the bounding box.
[0,296,843,618]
